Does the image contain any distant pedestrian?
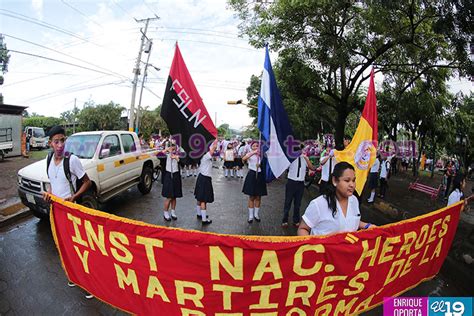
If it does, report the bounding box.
[242,141,267,223]
[444,161,456,199]
[194,140,218,225]
[379,155,390,198]
[224,143,235,178]
[319,144,335,195]
[367,153,381,203]
[282,147,316,227]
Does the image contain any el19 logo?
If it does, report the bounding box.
[429,297,472,316]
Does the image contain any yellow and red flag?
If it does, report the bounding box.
[334,69,378,194]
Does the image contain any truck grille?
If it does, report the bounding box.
[20,177,42,193]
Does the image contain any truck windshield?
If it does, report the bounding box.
[33,129,45,138]
[65,135,101,159]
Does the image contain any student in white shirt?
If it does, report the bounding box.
[319,145,335,195]
[298,162,375,236]
[223,143,236,178]
[242,141,267,223]
[235,141,246,178]
[161,143,182,221]
[193,140,218,225]
[447,174,472,206]
[282,146,316,227]
[379,155,391,198]
[367,153,381,203]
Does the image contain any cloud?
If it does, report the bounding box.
[31,0,43,20]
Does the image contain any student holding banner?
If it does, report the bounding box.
[194,140,218,225]
[297,162,374,236]
[161,143,182,221]
[242,141,267,223]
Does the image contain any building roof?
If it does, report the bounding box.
[0,104,28,115]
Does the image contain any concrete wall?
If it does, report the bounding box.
[0,114,22,157]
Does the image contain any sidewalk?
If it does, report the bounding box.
[0,197,30,228]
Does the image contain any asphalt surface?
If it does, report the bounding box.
[0,163,471,315]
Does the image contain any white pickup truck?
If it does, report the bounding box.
[0,127,13,161]
[17,131,160,219]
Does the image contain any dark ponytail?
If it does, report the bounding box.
[323,162,355,217]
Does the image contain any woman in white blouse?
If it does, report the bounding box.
[242,141,267,223]
[298,162,374,236]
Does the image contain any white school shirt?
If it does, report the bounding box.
[320,150,335,182]
[48,155,85,199]
[302,195,360,236]
[224,149,235,161]
[370,158,380,173]
[198,152,213,177]
[165,154,179,173]
[380,160,390,179]
[237,146,246,158]
[247,154,261,172]
[447,189,463,206]
[288,155,308,182]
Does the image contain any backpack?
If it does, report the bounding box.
[46,152,84,196]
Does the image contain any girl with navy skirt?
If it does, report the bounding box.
[242,141,267,223]
[161,143,182,221]
[193,140,218,225]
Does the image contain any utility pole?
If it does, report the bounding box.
[136,39,153,132]
[129,16,159,132]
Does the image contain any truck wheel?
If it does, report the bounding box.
[80,191,99,210]
[32,208,49,220]
[0,151,4,161]
[152,166,161,182]
[138,166,153,194]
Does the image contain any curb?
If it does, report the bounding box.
[0,200,32,228]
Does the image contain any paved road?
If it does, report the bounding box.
[0,165,468,315]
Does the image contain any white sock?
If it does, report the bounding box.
[171,209,176,217]
[254,207,260,219]
[194,169,197,176]
[368,192,375,201]
[196,205,201,216]
[231,170,234,177]
[164,211,170,219]
[225,169,228,177]
[201,209,207,221]
[248,208,254,220]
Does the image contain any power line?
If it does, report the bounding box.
[151,29,248,42]
[3,72,74,87]
[155,38,258,51]
[5,34,130,81]
[156,26,241,37]
[60,0,103,28]
[8,49,132,80]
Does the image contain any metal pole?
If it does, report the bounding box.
[129,17,159,132]
[136,40,153,132]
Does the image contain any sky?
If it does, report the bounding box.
[0,0,264,130]
[0,1,472,131]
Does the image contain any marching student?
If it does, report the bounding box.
[42,125,93,299]
[235,141,246,178]
[319,144,335,195]
[242,141,267,223]
[367,153,381,203]
[379,155,391,198]
[194,140,218,225]
[298,162,375,236]
[161,142,182,221]
[223,143,235,178]
[282,146,316,227]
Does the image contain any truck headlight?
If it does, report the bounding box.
[43,182,51,192]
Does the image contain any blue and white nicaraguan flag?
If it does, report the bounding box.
[257,45,296,182]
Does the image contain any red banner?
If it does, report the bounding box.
[50,196,462,315]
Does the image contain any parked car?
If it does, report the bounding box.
[17,131,160,219]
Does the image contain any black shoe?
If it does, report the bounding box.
[196,214,202,219]
[171,215,178,220]
[164,216,171,222]
[254,215,261,222]
[202,218,212,225]
[248,218,253,223]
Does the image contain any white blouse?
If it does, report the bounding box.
[302,195,360,236]
[247,154,261,172]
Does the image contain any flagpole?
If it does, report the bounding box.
[257,131,262,179]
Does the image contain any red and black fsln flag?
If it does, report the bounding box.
[161,43,217,157]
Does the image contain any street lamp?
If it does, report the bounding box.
[227,99,258,109]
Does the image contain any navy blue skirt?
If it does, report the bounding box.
[194,174,214,203]
[162,171,183,198]
[242,170,267,196]
[368,172,379,190]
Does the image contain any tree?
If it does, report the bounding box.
[138,105,169,139]
[229,0,472,147]
[76,101,125,131]
[0,34,10,103]
[23,116,63,131]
